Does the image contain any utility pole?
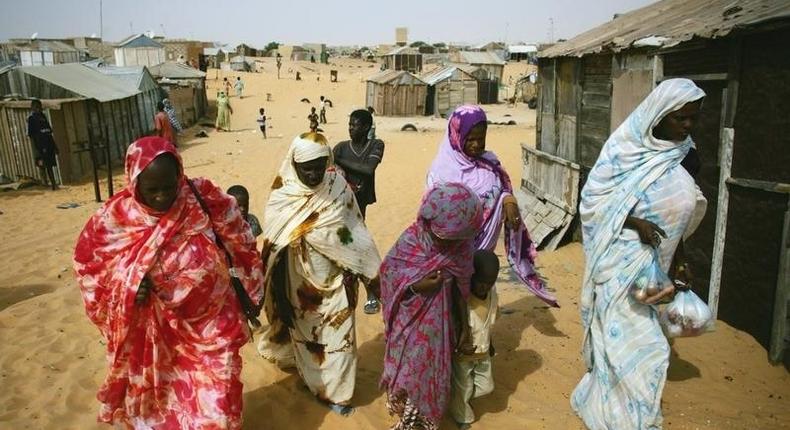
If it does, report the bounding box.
[549,18,555,43]
[99,0,103,40]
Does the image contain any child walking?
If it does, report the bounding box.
[257,108,267,139]
[450,249,500,429]
[307,107,319,132]
[227,185,263,238]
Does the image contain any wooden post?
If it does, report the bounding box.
[708,127,733,320]
[769,199,790,363]
[87,123,101,202]
[652,54,663,88]
[707,37,742,321]
[105,124,113,197]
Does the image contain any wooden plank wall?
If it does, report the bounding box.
[578,54,612,168]
[537,59,556,154]
[610,52,654,131]
[556,58,579,162]
[0,106,47,182]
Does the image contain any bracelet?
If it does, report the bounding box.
[409,285,418,296]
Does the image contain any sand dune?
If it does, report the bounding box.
[1,58,788,429]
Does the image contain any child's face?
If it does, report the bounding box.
[471,268,497,298]
[231,194,249,218]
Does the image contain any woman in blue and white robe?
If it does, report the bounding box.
[571,78,707,430]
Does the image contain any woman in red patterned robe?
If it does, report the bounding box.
[73,136,263,429]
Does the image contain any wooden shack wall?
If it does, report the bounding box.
[393,54,422,73]
[367,81,426,116]
[434,72,478,116]
[0,101,96,184]
[610,51,654,131]
[578,54,612,168]
[168,86,199,126]
[0,105,48,182]
[536,57,580,161]
[536,58,555,154]
[718,27,790,354]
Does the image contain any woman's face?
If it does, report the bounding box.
[295,156,328,188]
[653,100,702,142]
[463,123,487,158]
[137,154,180,212]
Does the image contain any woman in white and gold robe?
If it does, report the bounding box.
[257,132,381,416]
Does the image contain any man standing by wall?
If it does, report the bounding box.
[27,99,59,190]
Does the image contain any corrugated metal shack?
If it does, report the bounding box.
[382,47,423,73]
[1,39,81,66]
[457,64,499,104]
[452,51,505,82]
[525,0,790,365]
[366,70,427,116]
[421,66,478,117]
[148,62,208,126]
[0,63,159,184]
[114,34,166,67]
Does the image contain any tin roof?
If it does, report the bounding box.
[420,66,474,85]
[117,34,164,49]
[366,69,426,85]
[540,0,790,58]
[148,62,206,79]
[16,63,142,101]
[9,39,80,53]
[456,51,505,65]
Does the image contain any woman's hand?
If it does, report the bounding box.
[643,284,676,305]
[503,201,521,230]
[135,277,153,306]
[625,216,667,248]
[411,270,443,295]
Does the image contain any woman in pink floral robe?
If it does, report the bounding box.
[379,182,483,429]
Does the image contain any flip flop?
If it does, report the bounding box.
[363,298,380,314]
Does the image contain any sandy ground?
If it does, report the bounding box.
[1,58,788,430]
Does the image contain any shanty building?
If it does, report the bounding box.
[0,63,159,185]
[366,70,427,116]
[382,47,423,73]
[452,51,505,82]
[1,39,81,66]
[522,0,790,365]
[148,62,208,126]
[114,34,166,67]
[421,65,478,117]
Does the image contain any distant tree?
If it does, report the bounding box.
[432,42,447,48]
[409,41,428,48]
[264,41,280,53]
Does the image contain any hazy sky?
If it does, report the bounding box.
[0,0,653,47]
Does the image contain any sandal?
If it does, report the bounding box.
[363,298,380,314]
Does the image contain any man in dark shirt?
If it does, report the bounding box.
[27,99,59,190]
[333,109,385,313]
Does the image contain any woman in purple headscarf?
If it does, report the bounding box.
[380,182,483,430]
[427,105,557,307]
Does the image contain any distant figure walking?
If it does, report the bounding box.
[235,76,245,99]
[319,96,328,124]
[223,77,232,96]
[154,101,177,147]
[162,99,183,133]
[307,107,319,132]
[27,99,59,190]
[216,91,233,132]
[257,108,268,139]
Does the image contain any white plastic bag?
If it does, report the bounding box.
[631,258,673,304]
[660,289,713,337]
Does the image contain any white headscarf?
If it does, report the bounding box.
[261,133,381,288]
